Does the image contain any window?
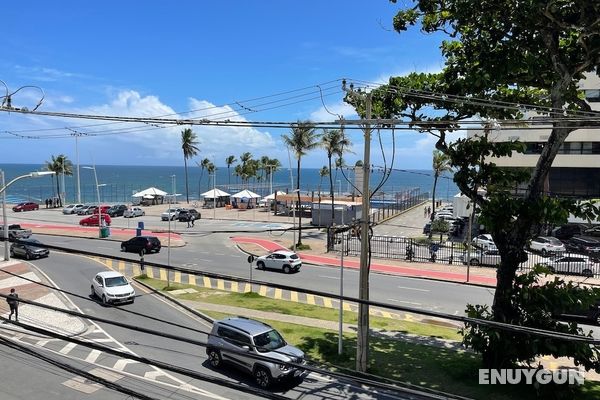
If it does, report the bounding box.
[585,89,600,102]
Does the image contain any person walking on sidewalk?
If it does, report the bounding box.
[190,214,195,227]
[6,288,18,321]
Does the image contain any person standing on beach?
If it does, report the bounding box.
[6,288,18,321]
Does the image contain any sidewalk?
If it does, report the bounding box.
[232,236,498,287]
[0,260,87,337]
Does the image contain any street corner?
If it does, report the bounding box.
[0,261,88,337]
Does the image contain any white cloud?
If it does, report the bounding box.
[309,101,357,122]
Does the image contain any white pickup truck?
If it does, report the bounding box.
[0,224,33,241]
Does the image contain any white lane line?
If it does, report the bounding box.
[113,359,138,371]
[318,275,340,280]
[387,298,422,306]
[59,342,77,355]
[397,286,430,292]
[197,258,212,262]
[85,349,102,363]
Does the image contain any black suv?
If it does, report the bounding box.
[565,236,600,262]
[177,208,201,222]
[552,224,585,241]
[120,236,161,256]
[107,204,128,217]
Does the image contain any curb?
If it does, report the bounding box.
[133,277,215,324]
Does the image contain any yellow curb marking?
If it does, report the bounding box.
[146,267,154,279]
[231,282,239,293]
[118,260,125,273]
[274,288,282,300]
[322,297,333,308]
[343,302,353,312]
[174,271,181,284]
[188,274,196,286]
[217,280,225,291]
[159,268,167,281]
[306,294,316,305]
[203,277,211,289]
[290,291,298,303]
[258,285,267,296]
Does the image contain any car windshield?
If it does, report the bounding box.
[253,329,286,353]
[105,276,128,287]
[545,237,563,245]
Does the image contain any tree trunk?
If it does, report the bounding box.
[429,174,438,239]
[296,158,302,246]
[184,158,190,204]
[55,177,62,207]
[328,155,335,225]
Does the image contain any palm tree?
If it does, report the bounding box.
[282,120,320,247]
[44,154,73,207]
[322,129,352,224]
[318,166,329,197]
[181,128,200,204]
[430,149,453,236]
[225,155,237,186]
[197,158,210,197]
[263,158,282,193]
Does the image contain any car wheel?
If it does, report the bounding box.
[254,366,272,388]
[171,216,176,221]
[90,286,95,298]
[469,259,480,266]
[9,249,15,257]
[101,295,108,306]
[283,265,291,274]
[83,223,89,226]
[121,245,127,252]
[207,348,222,368]
[582,268,593,278]
[541,249,547,257]
[257,261,265,270]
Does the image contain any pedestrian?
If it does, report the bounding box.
[190,214,195,227]
[45,198,49,208]
[424,206,428,218]
[186,213,192,228]
[427,206,431,217]
[6,288,18,321]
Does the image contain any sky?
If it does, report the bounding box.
[0,1,453,169]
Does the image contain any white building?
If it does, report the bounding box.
[469,72,600,199]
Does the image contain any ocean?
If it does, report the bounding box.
[0,163,458,204]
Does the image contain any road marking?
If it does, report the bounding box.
[306,294,316,305]
[113,359,138,371]
[318,275,340,280]
[85,349,102,363]
[397,286,430,292]
[59,342,77,355]
[387,298,422,306]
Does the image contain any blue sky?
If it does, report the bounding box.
[0,1,451,169]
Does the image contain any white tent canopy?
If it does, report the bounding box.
[132,187,168,197]
[231,189,261,199]
[263,191,286,201]
[201,188,231,198]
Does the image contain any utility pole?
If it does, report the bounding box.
[342,80,372,372]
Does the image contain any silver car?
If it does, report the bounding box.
[462,249,502,267]
[123,207,145,218]
[256,250,302,273]
[529,236,565,256]
[206,317,307,388]
[540,253,598,277]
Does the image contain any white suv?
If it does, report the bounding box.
[90,271,135,305]
[256,250,302,273]
[206,317,307,388]
[160,207,183,221]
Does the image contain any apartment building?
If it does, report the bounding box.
[470,73,600,199]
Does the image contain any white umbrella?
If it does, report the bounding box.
[201,188,231,198]
[132,187,168,197]
[231,189,261,199]
[263,191,286,201]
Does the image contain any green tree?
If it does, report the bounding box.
[352,0,600,373]
[318,166,329,197]
[225,155,237,186]
[322,129,352,223]
[181,128,199,204]
[44,154,73,207]
[197,158,210,197]
[263,157,281,192]
[282,121,320,247]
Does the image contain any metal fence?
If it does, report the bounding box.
[330,233,600,278]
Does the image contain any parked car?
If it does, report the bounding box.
[10,238,50,260]
[90,271,135,305]
[557,296,600,326]
[461,249,502,267]
[77,205,96,215]
[161,207,183,221]
[206,317,307,388]
[584,226,600,238]
[472,234,497,250]
[552,224,585,241]
[93,205,112,215]
[0,224,32,241]
[255,250,302,273]
[79,214,111,226]
[123,207,145,218]
[62,204,85,215]
[539,253,598,277]
[177,208,200,222]
[12,202,39,212]
[529,236,566,256]
[423,222,431,235]
[120,236,161,255]
[107,204,128,217]
[565,236,600,262]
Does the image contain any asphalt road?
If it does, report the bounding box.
[14,251,438,399]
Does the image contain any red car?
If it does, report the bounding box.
[93,205,112,215]
[79,214,112,226]
[12,202,39,212]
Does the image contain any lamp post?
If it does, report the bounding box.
[212,172,216,220]
[338,205,346,355]
[82,166,105,238]
[1,170,55,261]
[337,180,341,197]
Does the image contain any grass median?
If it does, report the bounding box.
[136,276,600,399]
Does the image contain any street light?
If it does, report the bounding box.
[82,166,105,238]
[1,170,55,261]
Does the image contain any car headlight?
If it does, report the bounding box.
[278,363,290,371]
